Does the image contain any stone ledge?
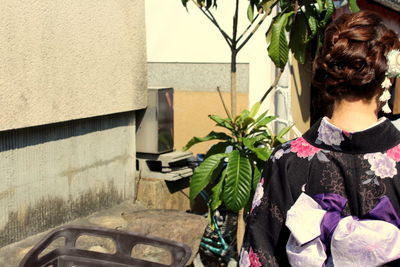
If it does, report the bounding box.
[0,201,207,266]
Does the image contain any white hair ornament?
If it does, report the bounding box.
[380,49,400,113]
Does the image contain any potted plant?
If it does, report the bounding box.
[183,101,291,260]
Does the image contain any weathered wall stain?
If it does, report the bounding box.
[0,188,15,201]
[61,154,132,178]
[0,181,123,247]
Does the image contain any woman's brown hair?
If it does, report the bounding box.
[313,11,400,102]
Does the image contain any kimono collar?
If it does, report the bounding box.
[303,117,400,154]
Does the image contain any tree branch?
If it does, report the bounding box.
[232,0,240,48]
[237,12,268,52]
[190,0,233,47]
[205,9,233,46]
[216,86,232,120]
[260,68,284,103]
[237,13,260,43]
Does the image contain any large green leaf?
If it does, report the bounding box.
[210,169,226,211]
[242,118,255,130]
[243,137,256,150]
[236,109,252,128]
[190,153,226,204]
[252,147,271,161]
[316,0,324,13]
[240,109,250,119]
[260,0,279,15]
[206,0,212,9]
[348,0,360,12]
[290,12,309,64]
[253,115,276,129]
[183,131,231,151]
[222,151,252,212]
[249,102,261,118]
[304,4,318,37]
[209,115,234,130]
[205,142,230,159]
[247,3,255,21]
[265,23,273,45]
[250,110,268,126]
[268,11,294,69]
[243,135,267,148]
[252,165,262,191]
[181,0,190,8]
[277,124,293,139]
[321,0,335,27]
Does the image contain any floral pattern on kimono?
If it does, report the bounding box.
[240,117,400,266]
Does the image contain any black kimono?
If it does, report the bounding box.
[240,117,400,266]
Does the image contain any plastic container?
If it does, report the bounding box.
[19,225,191,267]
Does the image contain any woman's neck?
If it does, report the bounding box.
[329,98,379,132]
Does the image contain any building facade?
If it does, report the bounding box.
[0,0,147,246]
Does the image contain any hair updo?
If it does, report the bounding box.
[312,11,400,101]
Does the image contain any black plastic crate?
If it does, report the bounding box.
[19,225,191,267]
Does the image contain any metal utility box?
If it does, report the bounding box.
[136,87,174,154]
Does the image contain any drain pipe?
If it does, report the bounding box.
[274,60,292,135]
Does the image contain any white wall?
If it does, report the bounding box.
[145,0,276,108]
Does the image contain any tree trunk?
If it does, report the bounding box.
[231,51,237,118]
[231,72,237,118]
[231,48,244,254]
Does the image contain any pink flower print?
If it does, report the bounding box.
[364,153,397,178]
[387,144,400,162]
[239,248,250,267]
[251,178,264,211]
[249,247,262,267]
[291,137,321,158]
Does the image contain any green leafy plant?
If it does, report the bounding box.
[265,0,359,68]
[183,102,291,215]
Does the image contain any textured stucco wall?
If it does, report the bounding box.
[148,62,249,93]
[0,112,136,246]
[0,0,147,131]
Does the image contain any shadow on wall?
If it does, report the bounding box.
[0,111,135,152]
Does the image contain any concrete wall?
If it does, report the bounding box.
[0,0,147,131]
[0,112,136,246]
[0,0,147,246]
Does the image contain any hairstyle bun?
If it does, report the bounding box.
[313,11,400,101]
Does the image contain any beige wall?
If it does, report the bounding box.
[174,91,248,155]
[0,0,147,131]
[290,58,312,134]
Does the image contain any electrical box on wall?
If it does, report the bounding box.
[136,87,174,154]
